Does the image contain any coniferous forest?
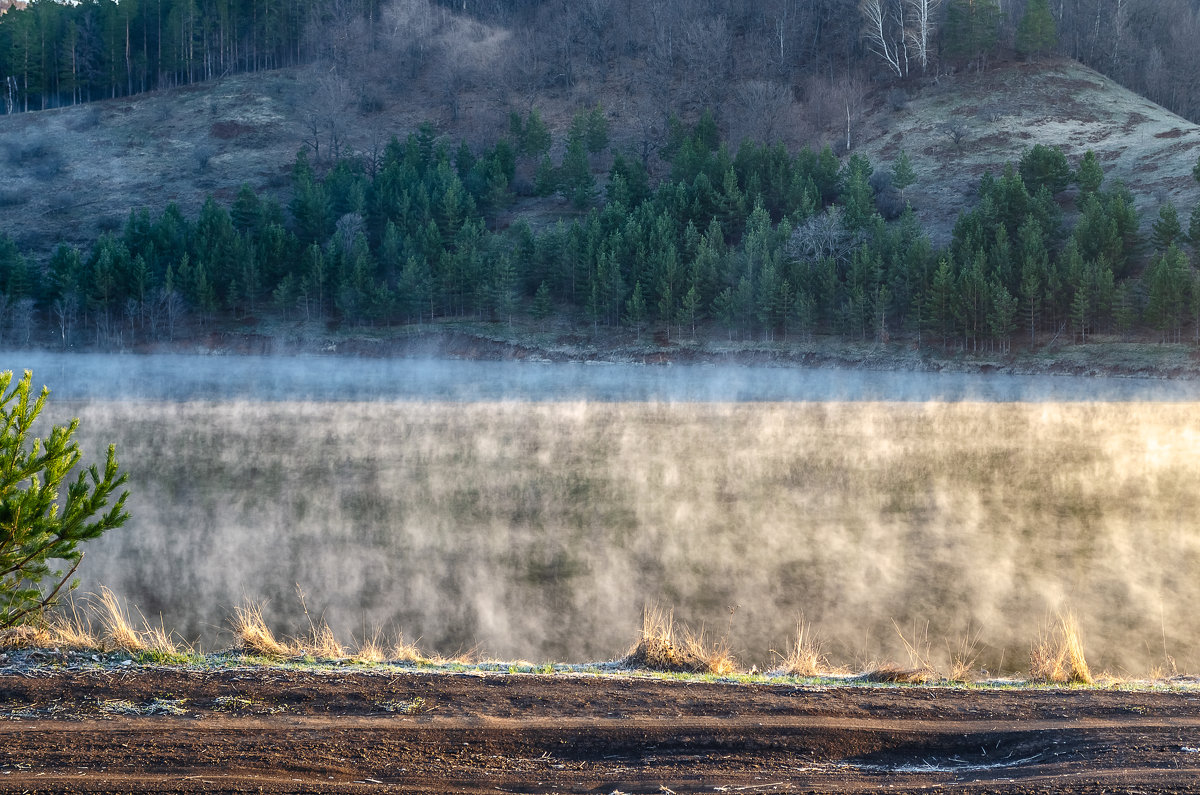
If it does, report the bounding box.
[2,0,1200,352]
[1,104,1198,352]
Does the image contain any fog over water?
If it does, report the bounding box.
[10,353,1200,673]
[16,352,1200,402]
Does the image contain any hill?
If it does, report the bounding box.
[1,56,1196,262]
[852,58,1200,247]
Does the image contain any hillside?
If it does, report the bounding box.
[1,56,1196,262]
[853,58,1200,247]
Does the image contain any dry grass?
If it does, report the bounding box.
[623,606,738,675]
[948,626,984,682]
[772,616,831,677]
[1030,613,1093,685]
[291,587,346,659]
[231,602,292,657]
[93,587,145,652]
[354,632,388,664]
[389,632,430,664]
[297,620,346,659]
[89,587,187,656]
[0,624,56,649]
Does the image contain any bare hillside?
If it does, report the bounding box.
[854,58,1200,244]
[1,56,1198,259]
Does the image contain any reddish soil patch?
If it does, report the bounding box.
[2,665,1200,793]
[1155,128,1185,139]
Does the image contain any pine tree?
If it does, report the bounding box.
[531,281,552,329]
[1152,202,1182,251]
[1075,150,1103,199]
[585,105,609,155]
[943,0,1001,69]
[625,280,647,339]
[0,370,129,628]
[1015,0,1058,58]
[559,133,594,209]
[891,151,916,201]
[1019,144,1073,196]
[523,109,551,158]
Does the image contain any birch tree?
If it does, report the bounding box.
[904,0,941,74]
[860,0,906,77]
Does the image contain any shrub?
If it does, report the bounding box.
[0,370,129,629]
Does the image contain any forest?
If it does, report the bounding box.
[4,0,1200,124]
[1,105,1199,352]
[2,0,1200,351]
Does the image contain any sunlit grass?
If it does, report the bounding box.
[4,589,1200,692]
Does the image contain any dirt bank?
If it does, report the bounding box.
[3,662,1200,793]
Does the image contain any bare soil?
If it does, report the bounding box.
[3,661,1200,793]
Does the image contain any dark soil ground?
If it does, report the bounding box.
[3,661,1200,793]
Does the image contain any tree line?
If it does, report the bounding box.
[2,112,1200,351]
[5,0,1200,130]
[0,0,379,111]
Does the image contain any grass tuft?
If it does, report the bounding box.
[354,632,388,664]
[772,616,831,677]
[93,587,145,652]
[623,605,738,675]
[948,626,984,682]
[389,632,428,664]
[298,620,346,659]
[231,602,292,657]
[1030,613,1093,685]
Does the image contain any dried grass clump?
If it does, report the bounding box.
[299,620,346,659]
[354,633,388,664]
[231,602,292,657]
[89,587,187,656]
[772,617,831,677]
[1030,613,1093,685]
[623,606,738,676]
[0,624,55,649]
[93,587,145,652]
[389,633,429,664]
[948,626,984,682]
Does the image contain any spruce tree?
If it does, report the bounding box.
[531,281,552,328]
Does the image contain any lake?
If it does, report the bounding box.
[11,353,1200,674]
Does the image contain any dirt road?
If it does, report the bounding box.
[3,664,1200,793]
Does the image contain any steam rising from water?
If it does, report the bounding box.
[21,353,1199,675]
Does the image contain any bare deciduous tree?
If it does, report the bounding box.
[786,206,854,264]
[679,17,731,111]
[728,80,798,145]
[860,0,906,77]
[904,0,942,75]
[301,71,352,163]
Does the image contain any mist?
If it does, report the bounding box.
[15,353,1200,675]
